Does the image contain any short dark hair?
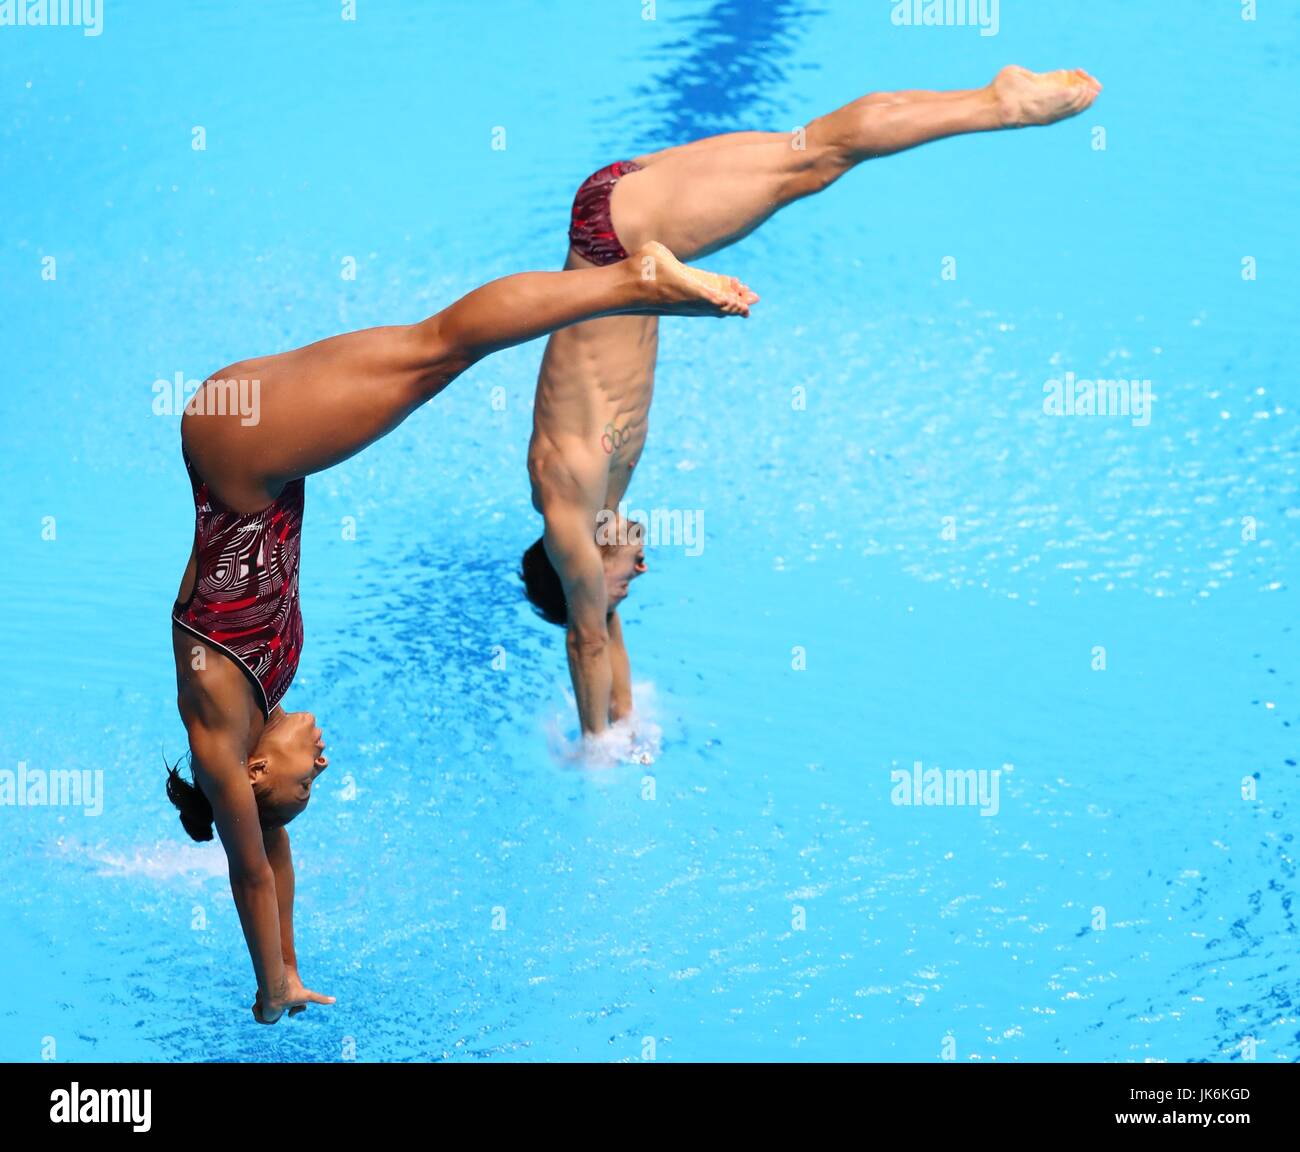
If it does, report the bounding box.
[521,536,567,626]
[165,754,215,842]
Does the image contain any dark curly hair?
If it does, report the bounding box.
[520,536,567,626]
[166,754,215,842]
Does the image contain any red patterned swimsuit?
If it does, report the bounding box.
[569,160,642,266]
[172,452,304,716]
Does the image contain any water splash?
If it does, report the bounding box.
[545,682,664,767]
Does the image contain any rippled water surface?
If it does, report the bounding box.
[1,1,1297,1061]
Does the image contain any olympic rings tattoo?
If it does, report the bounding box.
[602,421,634,455]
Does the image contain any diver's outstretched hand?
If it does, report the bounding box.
[252,969,336,1024]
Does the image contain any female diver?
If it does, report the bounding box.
[165,243,758,1022]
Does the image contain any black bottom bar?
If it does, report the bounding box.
[0,1060,1289,1138]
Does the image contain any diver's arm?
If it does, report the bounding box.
[544,496,613,736]
[188,723,287,1019]
[262,825,297,974]
[260,825,333,1016]
[607,609,633,724]
[562,555,612,736]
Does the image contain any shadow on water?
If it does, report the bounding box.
[618,0,822,150]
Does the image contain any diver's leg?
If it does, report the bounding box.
[612,66,1101,260]
[183,246,756,509]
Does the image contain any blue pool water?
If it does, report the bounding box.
[2,1,1298,1061]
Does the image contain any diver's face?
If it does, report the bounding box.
[601,517,648,610]
[250,709,329,828]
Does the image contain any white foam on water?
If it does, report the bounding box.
[58,838,227,882]
[546,681,664,768]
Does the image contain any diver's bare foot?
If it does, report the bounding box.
[992,66,1101,128]
[626,241,759,318]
